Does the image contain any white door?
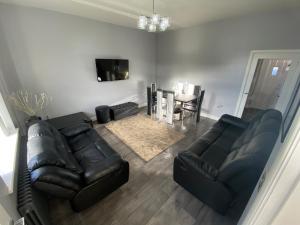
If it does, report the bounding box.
[235,50,300,117]
[245,59,290,110]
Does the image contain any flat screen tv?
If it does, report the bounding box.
[95,59,129,82]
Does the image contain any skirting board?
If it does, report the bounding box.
[200,112,220,121]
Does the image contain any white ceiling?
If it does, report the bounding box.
[1,0,300,29]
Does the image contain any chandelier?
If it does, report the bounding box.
[137,0,170,32]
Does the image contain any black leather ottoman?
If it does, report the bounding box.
[110,102,139,120]
[95,105,111,124]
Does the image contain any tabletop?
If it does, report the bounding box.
[175,94,197,103]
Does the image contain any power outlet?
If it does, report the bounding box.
[14,218,25,225]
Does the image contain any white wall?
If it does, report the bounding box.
[157,8,300,118]
[0,3,156,119]
[271,178,300,225]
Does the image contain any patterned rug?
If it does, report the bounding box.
[105,114,185,161]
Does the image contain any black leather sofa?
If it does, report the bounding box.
[27,120,129,211]
[173,109,282,214]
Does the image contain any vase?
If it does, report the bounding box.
[25,115,42,128]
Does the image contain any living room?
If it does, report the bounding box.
[0,1,300,225]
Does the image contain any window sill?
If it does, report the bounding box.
[0,129,20,197]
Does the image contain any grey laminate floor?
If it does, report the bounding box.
[49,113,239,225]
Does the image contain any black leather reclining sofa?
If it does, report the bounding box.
[173,109,282,214]
[27,121,129,211]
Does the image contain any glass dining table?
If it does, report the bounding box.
[175,94,197,104]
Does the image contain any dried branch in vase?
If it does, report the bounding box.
[7,90,52,118]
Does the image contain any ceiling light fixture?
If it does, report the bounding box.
[137,0,170,32]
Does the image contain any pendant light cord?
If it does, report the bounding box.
[153,0,155,14]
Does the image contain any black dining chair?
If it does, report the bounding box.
[185,85,201,106]
[182,90,205,123]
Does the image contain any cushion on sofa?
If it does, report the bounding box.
[66,129,123,184]
[218,110,282,191]
[60,123,91,137]
[31,166,82,191]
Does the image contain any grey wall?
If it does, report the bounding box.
[0,20,25,131]
[157,8,300,118]
[0,4,156,119]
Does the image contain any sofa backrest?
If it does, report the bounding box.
[218,109,282,191]
[27,121,84,198]
[27,121,83,174]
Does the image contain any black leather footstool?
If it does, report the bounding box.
[110,102,139,120]
[95,105,111,124]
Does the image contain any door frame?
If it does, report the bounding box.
[234,50,300,117]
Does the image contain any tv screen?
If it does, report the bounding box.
[95,59,129,82]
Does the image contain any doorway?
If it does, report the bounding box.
[235,50,300,118]
[242,59,291,120]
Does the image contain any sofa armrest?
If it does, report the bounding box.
[60,123,91,137]
[220,114,249,129]
[31,166,82,199]
[177,151,218,180]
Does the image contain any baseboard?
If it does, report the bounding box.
[201,112,220,121]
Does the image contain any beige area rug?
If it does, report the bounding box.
[105,114,185,161]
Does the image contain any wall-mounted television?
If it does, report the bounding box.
[95,59,129,82]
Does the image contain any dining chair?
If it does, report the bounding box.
[156,89,164,120]
[183,90,205,123]
[166,91,175,124]
[185,85,201,106]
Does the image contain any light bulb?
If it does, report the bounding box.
[138,16,148,30]
[148,23,156,32]
[151,14,160,25]
[160,17,170,28]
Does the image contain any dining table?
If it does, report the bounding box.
[175,94,197,104]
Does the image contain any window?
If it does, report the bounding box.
[0,92,19,196]
[0,92,15,135]
[272,66,279,76]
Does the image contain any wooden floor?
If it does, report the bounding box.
[49,112,239,225]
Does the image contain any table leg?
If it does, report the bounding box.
[179,102,184,120]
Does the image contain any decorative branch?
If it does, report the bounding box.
[7,90,52,117]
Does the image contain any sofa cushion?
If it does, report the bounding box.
[66,129,123,184]
[192,119,245,168]
[31,166,82,192]
[31,166,82,199]
[27,135,66,171]
[231,109,282,151]
[218,109,282,190]
[60,123,91,137]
